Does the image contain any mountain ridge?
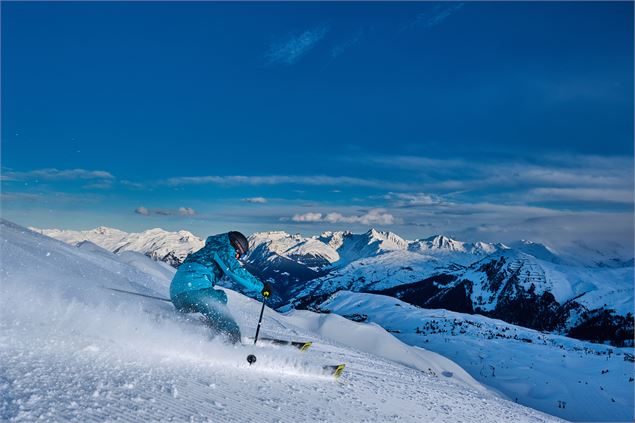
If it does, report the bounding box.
[32,223,634,346]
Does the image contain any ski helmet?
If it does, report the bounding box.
[228,231,249,255]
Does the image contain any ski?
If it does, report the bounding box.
[323,364,346,379]
[247,336,312,352]
[246,353,345,380]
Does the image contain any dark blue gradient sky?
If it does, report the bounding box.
[2,2,633,248]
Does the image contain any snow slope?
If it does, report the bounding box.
[321,291,635,422]
[0,219,560,422]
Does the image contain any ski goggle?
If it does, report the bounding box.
[233,242,246,257]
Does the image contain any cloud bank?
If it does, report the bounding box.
[135,207,197,217]
[165,175,411,190]
[2,168,114,181]
[292,209,396,225]
[242,197,268,204]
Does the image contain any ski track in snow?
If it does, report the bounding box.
[0,220,561,422]
[1,320,556,423]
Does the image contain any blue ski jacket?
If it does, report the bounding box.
[169,232,264,300]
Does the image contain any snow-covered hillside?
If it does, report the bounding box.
[462,249,634,316]
[286,250,444,305]
[320,291,635,423]
[31,226,204,266]
[288,247,633,345]
[0,219,561,422]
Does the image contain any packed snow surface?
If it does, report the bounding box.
[0,220,561,422]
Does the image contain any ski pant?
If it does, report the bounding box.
[172,288,242,344]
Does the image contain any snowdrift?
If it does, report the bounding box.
[0,219,560,422]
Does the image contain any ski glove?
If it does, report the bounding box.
[261,282,273,298]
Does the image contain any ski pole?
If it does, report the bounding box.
[253,295,267,345]
[103,286,171,302]
[247,284,272,365]
[247,295,267,366]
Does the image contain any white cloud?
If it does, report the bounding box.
[408,2,465,30]
[179,207,197,216]
[134,207,197,217]
[83,181,114,190]
[364,155,467,170]
[120,180,145,190]
[350,154,634,203]
[134,207,150,216]
[1,192,44,201]
[267,25,328,66]
[242,197,268,204]
[328,209,396,225]
[385,192,446,207]
[455,212,634,252]
[426,2,465,27]
[401,2,465,32]
[0,191,103,204]
[165,175,411,190]
[526,188,634,204]
[291,212,324,223]
[2,168,115,181]
[494,164,631,189]
[292,209,396,225]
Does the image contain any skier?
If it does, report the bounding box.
[169,231,272,344]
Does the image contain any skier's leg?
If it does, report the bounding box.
[171,291,198,313]
[171,288,242,343]
[186,288,242,344]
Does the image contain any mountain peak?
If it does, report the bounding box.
[508,240,560,263]
[360,228,408,251]
[421,234,465,252]
[426,234,455,242]
[85,226,127,236]
[251,230,291,237]
[141,227,170,235]
[318,230,352,251]
[319,230,352,238]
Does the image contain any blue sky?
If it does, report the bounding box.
[2,1,633,249]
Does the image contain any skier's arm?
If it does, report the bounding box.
[212,252,264,293]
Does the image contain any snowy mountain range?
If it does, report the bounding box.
[33,225,634,347]
[31,226,204,266]
[2,219,569,422]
